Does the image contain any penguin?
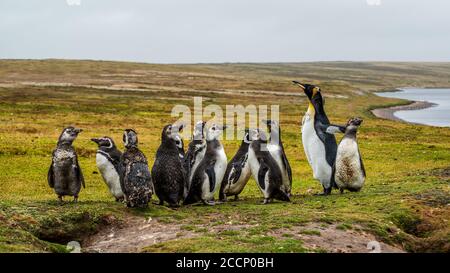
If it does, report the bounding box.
[119,129,154,208]
[183,120,207,199]
[47,126,84,202]
[332,117,366,193]
[151,124,186,207]
[293,81,346,195]
[219,129,252,202]
[184,124,227,205]
[264,119,293,197]
[91,137,124,202]
[247,129,290,204]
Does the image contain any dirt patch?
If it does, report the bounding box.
[82,215,196,253]
[269,223,405,253]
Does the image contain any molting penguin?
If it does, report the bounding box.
[264,120,293,197]
[151,124,186,207]
[219,129,252,202]
[48,127,84,202]
[91,137,124,202]
[183,121,207,199]
[120,129,154,208]
[184,124,227,205]
[248,129,290,204]
[332,117,366,193]
[293,81,346,195]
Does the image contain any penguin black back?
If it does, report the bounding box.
[151,124,186,207]
[219,129,252,201]
[48,126,84,202]
[120,129,153,208]
[248,129,290,203]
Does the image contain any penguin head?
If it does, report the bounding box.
[249,128,267,142]
[263,119,279,134]
[206,123,227,141]
[345,117,363,133]
[58,126,82,144]
[162,124,184,148]
[243,128,252,144]
[123,129,138,149]
[193,120,206,141]
[91,137,115,149]
[293,81,323,106]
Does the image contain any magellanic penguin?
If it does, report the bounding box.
[332,117,366,193]
[151,124,186,207]
[91,137,124,202]
[219,129,252,202]
[184,124,227,205]
[264,119,293,197]
[248,129,290,204]
[48,127,85,202]
[183,121,207,199]
[293,81,346,195]
[120,129,154,208]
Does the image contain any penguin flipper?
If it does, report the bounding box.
[331,163,338,189]
[359,150,366,177]
[257,159,269,190]
[77,164,85,189]
[325,124,346,134]
[206,163,216,193]
[281,151,292,184]
[229,162,243,184]
[47,161,54,188]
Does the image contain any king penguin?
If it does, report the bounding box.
[120,129,154,208]
[91,137,124,202]
[184,124,227,205]
[332,117,366,193]
[183,120,207,199]
[264,119,293,197]
[152,124,186,207]
[219,129,252,202]
[47,127,84,202]
[248,129,290,204]
[293,81,346,195]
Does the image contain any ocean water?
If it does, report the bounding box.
[375,88,450,127]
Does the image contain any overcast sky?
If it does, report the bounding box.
[1,0,449,63]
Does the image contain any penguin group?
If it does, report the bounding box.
[47,81,366,207]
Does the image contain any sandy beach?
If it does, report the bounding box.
[371,101,436,123]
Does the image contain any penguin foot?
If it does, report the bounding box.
[340,188,344,194]
[58,196,63,203]
[202,200,215,206]
[234,195,239,201]
[73,196,78,203]
[262,198,271,204]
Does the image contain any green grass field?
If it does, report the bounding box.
[0,60,449,252]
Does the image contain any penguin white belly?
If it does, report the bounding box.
[202,148,227,201]
[335,139,365,190]
[302,114,332,186]
[267,144,290,192]
[189,148,206,183]
[224,162,251,195]
[96,153,124,199]
[248,148,270,198]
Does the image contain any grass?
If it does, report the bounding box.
[0,60,449,252]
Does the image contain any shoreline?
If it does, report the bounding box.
[371,100,437,124]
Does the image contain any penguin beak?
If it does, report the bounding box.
[74,128,82,134]
[91,138,100,144]
[221,125,228,130]
[292,81,305,90]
